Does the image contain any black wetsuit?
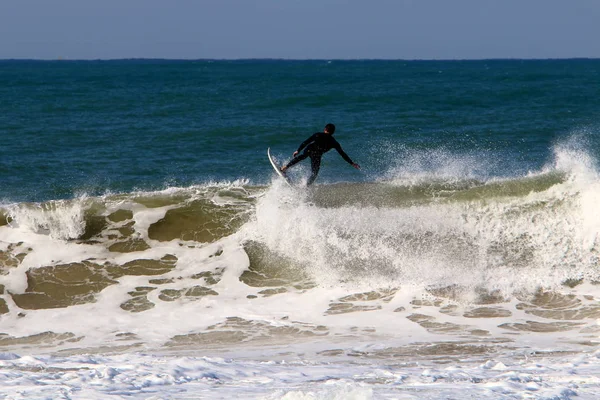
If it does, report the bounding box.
[284,132,355,185]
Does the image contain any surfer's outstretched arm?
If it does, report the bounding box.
[334,143,361,169]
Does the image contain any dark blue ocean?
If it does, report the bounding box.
[2,59,600,202]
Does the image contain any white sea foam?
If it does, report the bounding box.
[5,197,88,240]
[2,149,600,398]
[0,350,599,399]
[0,163,598,346]
[373,142,499,186]
[248,173,600,295]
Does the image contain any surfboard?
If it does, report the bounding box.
[267,148,292,186]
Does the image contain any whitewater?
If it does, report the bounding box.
[0,141,599,399]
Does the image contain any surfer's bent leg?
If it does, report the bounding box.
[283,152,309,170]
[307,155,322,185]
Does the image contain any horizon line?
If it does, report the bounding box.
[1,57,599,62]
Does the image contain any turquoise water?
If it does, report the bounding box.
[1,59,600,201]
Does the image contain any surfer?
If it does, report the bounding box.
[280,124,360,185]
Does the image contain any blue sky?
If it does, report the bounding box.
[2,0,599,60]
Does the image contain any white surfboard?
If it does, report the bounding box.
[267,148,292,186]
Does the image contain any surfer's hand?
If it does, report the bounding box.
[352,163,361,170]
[293,151,298,157]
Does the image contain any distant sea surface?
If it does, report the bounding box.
[1,59,599,201]
[2,59,600,399]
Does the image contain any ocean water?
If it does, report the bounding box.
[1,59,600,399]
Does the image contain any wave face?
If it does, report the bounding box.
[1,143,600,356]
[251,147,600,294]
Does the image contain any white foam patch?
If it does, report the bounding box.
[550,133,599,179]
[0,350,599,399]
[5,197,89,240]
[1,167,600,399]
[0,184,258,347]
[245,175,600,295]
[373,143,496,186]
[0,237,252,349]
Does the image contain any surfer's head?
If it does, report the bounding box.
[324,123,335,135]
